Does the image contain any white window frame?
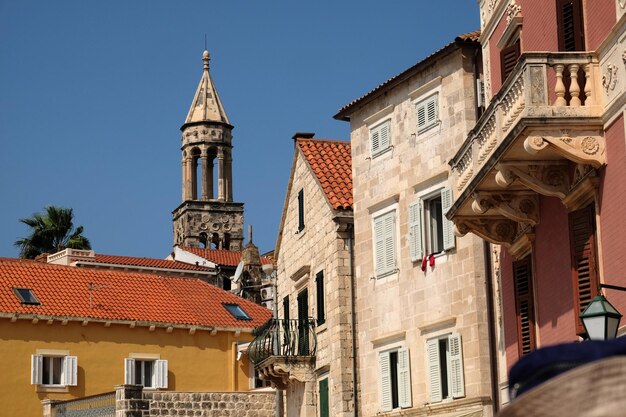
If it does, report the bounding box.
[124,355,168,389]
[415,93,439,133]
[372,206,398,279]
[370,119,391,157]
[426,333,465,403]
[409,184,455,262]
[31,353,78,387]
[379,347,412,412]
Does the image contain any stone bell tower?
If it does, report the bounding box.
[172,50,244,250]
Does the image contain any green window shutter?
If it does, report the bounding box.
[319,378,329,417]
[124,358,135,385]
[298,189,305,231]
[441,186,455,251]
[426,339,442,403]
[397,348,412,408]
[408,201,424,262]
[31,354,43,385]
[63,356,78,386]
[379,351,392,412]
[155,360,168,389]
[448,333,465,398]
[316,271,325,325]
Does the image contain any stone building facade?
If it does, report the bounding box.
[335,33,498,416]
[252,135,355,417]
[173,50,244,251]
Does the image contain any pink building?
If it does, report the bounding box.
[447,0,626,400]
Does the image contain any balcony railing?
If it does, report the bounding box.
[248,318,317,365]
[450,51,602,197]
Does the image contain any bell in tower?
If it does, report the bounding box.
[172,50,244,251]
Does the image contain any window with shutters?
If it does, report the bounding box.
[409,186,455,262]
[426,333,464,403]
[319,376,330,417]
[31,354,78,387]
[379,348,412,412]
[569,204,599,336]
[373,209,397,278]
[557,0,585,51]
[500,39,520,83]
[416,94,439,133]
[513,256,536,357]
[316,271,325,326]
[370,119,391,157]
[124,357,168,389]
[297,189,305,232]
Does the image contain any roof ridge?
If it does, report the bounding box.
[297,138,350,145]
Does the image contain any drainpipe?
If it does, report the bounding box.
[347,223,358,417]
[483,241,500,413]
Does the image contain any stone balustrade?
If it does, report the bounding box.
[450,52,602,196]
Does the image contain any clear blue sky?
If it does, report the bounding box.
[0,1,480,258]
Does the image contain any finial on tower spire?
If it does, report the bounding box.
[202,50,210,71]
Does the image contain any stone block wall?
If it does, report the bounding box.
[142,391,275,417]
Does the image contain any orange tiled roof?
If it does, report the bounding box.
[82,254,212,272]
[334,30,480,120]
[0,258,271,329]
[180,248,273,267]
[297,138,353,210]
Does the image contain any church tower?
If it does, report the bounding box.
[173,50,244,251]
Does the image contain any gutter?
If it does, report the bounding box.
[347,223,359,417]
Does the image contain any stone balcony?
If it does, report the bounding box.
[247,319,317,389]
[447,51,607,258]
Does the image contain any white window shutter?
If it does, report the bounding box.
[427,339,442,403]
[380,122,390,150]
[31,354,43,385]
[398,348,412,408]
[417,105,426,129]
[408,201,424,262]
[378,351,392,412]
[63,356,78,386]
[155,360,168,389]
[383,212,396,272]
[426,95,438,125]
[124,358,135,385]
[441,186,455,251]
[449,333,465,398]
[374,216,385,276]
[371,128,380,154]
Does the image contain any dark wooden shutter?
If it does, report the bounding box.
[570,204,599,335]
[557,0,585,51]
[500,40,520,83]
[319,378,329,417]
[297,289,309,355]
[283,296,289,321]
[298,189,305,231]
[513,256,536,356]
[316,271,325,325]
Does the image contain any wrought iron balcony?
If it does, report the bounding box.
[247,318,317,388]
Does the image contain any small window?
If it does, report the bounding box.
[31,354,77,387]
[379,348,411,411]
[224,303,252,321]
[298,189,305,232]
[13,288,40,305]
[409,186,455,261]
[370,120,391,157]
[373,210,397,278]
[416,94,439,133]
[124,358,168,388]
[500,40,520,83]
[427,333,464,403]
[316,271,325,325]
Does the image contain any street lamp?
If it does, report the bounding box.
[580,294,622,340]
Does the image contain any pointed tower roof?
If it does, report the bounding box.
[184,50,230,126]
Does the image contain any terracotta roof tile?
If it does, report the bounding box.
[83,254,212,272]
[297,138,353,210]
[334,30,480,120]
[180,248,273,267]
[0,258,271,329]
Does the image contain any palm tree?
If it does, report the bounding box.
[15,206,91,259]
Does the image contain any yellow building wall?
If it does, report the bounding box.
[0,319,254,417]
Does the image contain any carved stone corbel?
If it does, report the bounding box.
[454,217,518,246]
[472,192,540,225]
[496,162,569,198]
[523,134,606,168]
